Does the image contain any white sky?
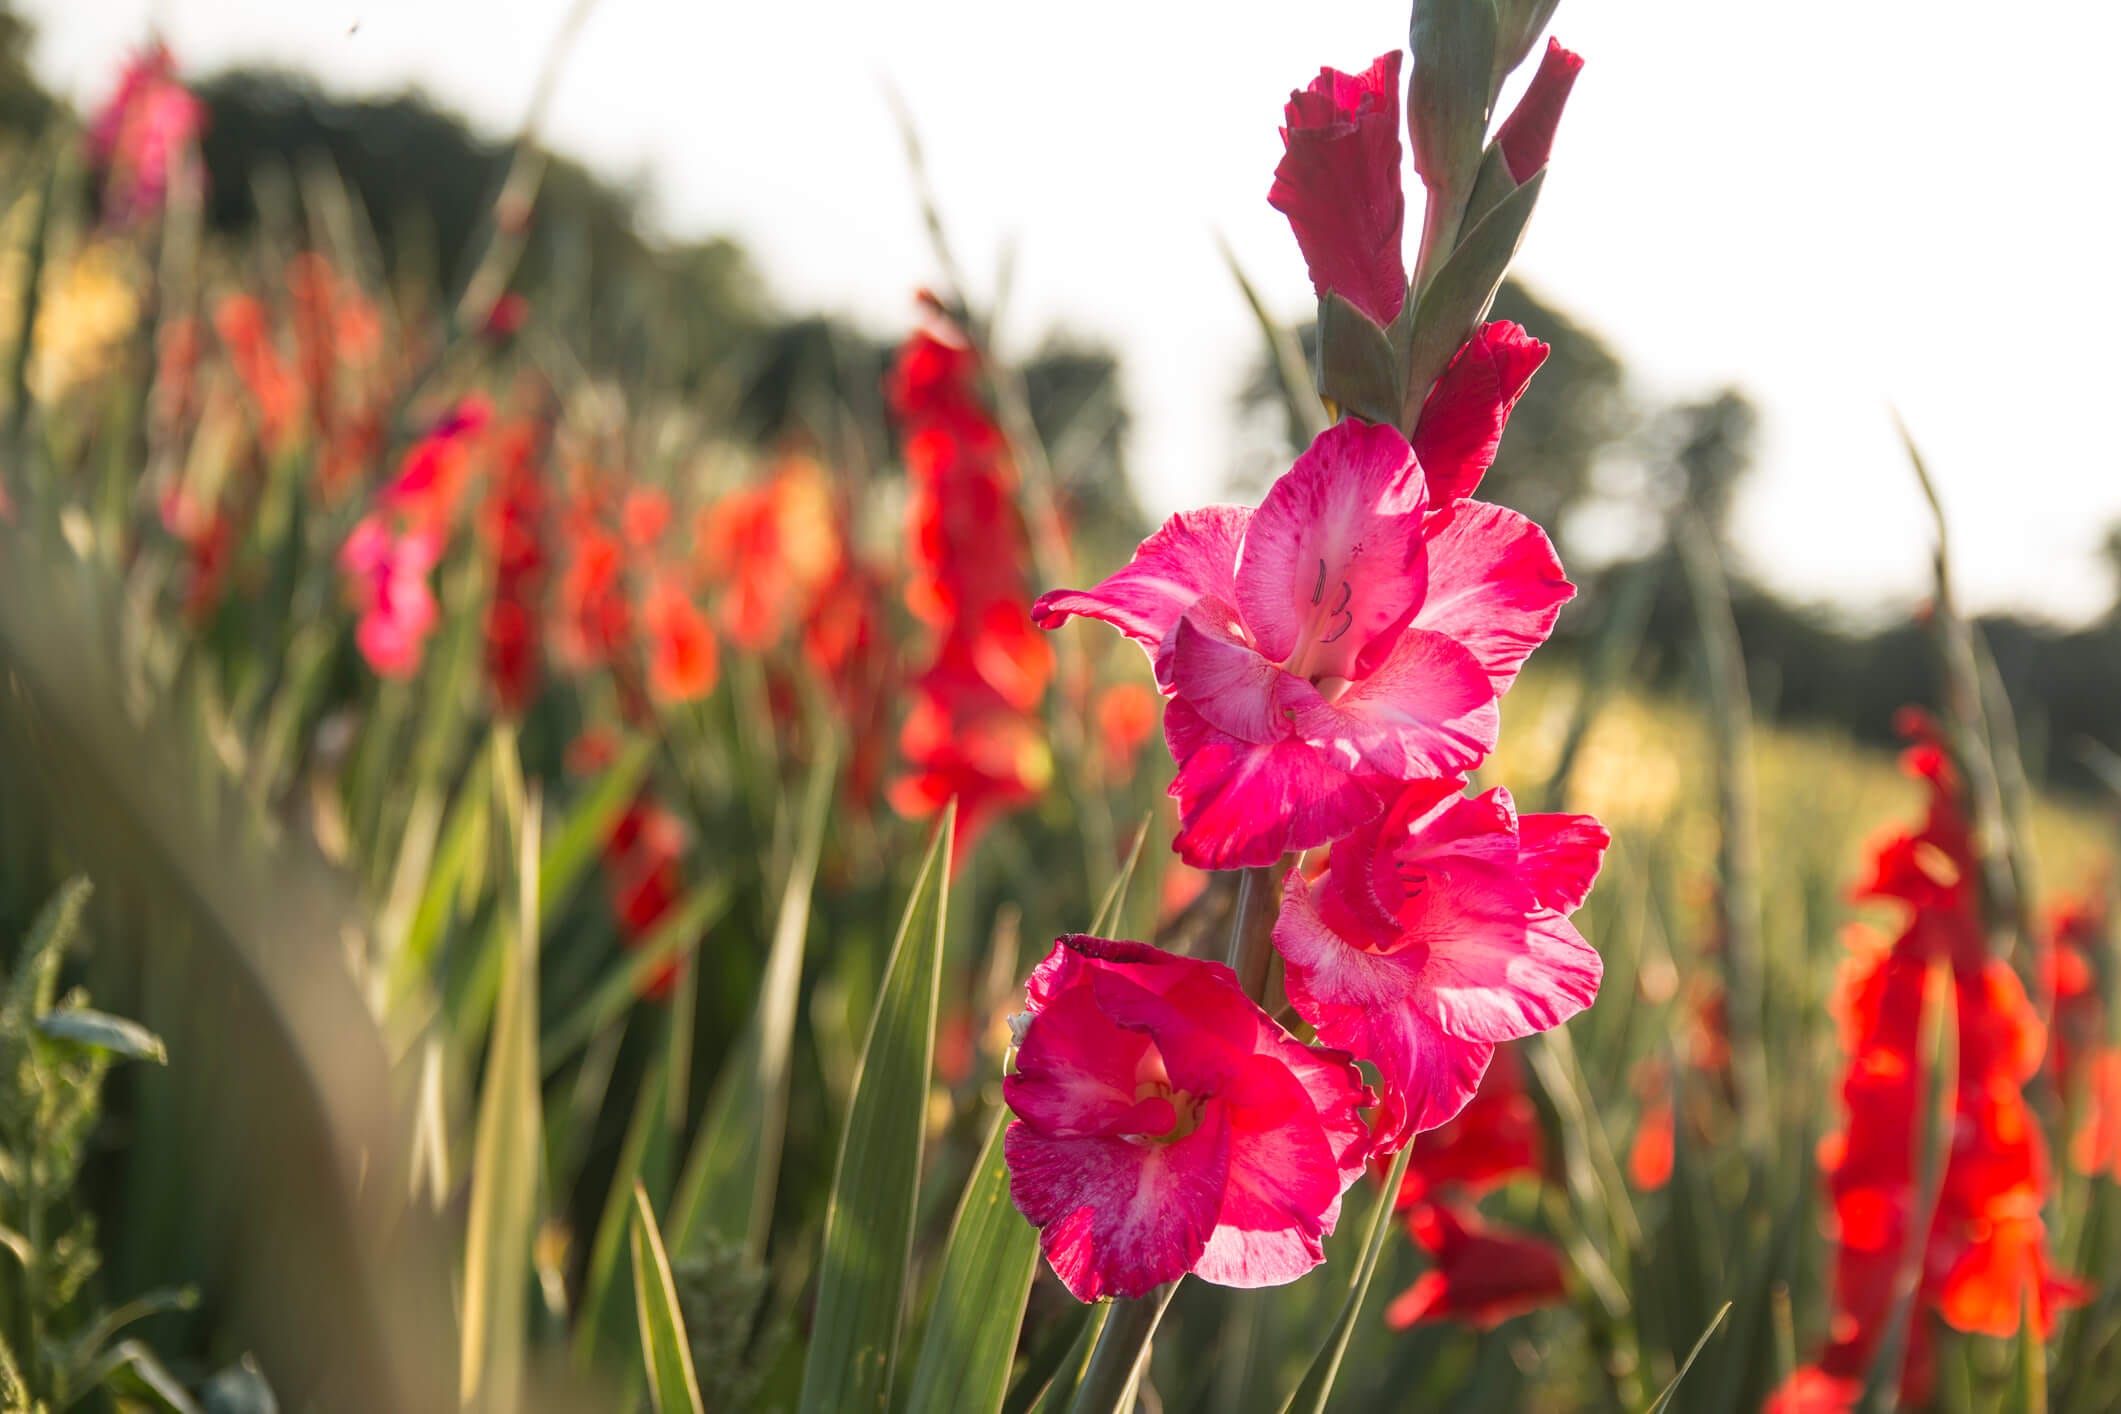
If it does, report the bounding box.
[25,0,2121,626]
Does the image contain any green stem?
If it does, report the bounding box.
[1067,1282,1177,1414]
[1226,865,1278,1004]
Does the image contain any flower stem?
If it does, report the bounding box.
[1068,1282,1178,1414]
[1225,864,1278,1004]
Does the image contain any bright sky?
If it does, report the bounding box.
[24,0,2121,625]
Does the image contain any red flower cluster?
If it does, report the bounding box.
[1772,713,2088,1412]
[696,453,842,652]
[481,418,550,716]
[1374,1046,1568,1328]
[86,42,204,224]
[884,318,1052,856]
[603,793,690,1003]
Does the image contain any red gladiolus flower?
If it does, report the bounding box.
[480,420,549,716]
[2043,891,2106,1098]
[1004,934,1373,1301]
[1036,418,1569,869]
[887,319,1052,858]
[214,294,301,456]
[642,577,718,704]
[600,797,689,1001]
[384,397,492,532]
[1776,715,2088,1410]
[697,455,842,651]
[1268,52,1407,327]
[803,558,897,806]
[86,43,204,223]
[1384,1200,1567,1329]
[1495,39,1584,183]
[1274,778,1605,1145]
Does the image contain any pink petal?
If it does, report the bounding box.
[1281,628,1499,780]
[1006,1109,1232,1302]
[1004,979,1162,1137]
[1276,870,1493,1143]
[1515,812,1610,913]
[1415,500,1572,691]
[1410,322,1548,506]
[1169,609,1289,745]
[1267,52,1408,327]
[1235,420,1427,683]
[1415,898,1603,1044]
[1165,698,1389,869]
[1031,505,1248,688]
[1190,1055,1341,1288]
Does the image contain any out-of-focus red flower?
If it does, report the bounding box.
[642,577,718,704]
[802,557,897,806]
[483,291,529,340]
[1384,1200,1567,1330]
[1777,713,2088,1409]
[566,725,623,777]
[2072,1049,2121,1179]
[161,486,233,625]
[1157,858,1208,925]
[1629,1088,1676,1192]
[383,397,492,531]
[621,488,672,550]
[886,317,1052,860]
[1094,681,1158,776]
[214,293,301,456]
[600,797,689,1001]
[1495,39,1584,183]
[285,253,383,496]
[1267,52,1407,327]
[481,419,549,715]
[2043,891,2107,1098]
[697,455,842,651]
[1381,1042,1544,1210]
[87,42,204,223]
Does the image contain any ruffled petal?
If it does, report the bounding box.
[1514,811,1611,913]
[1165,698,1389,869]
[1031,505,1249,688]
[1415,500,1572,691]
[1169,609,1290,745]
[1190,1055,1342,1288]
[1281,628,1498,781]
[1235,420,1427,681]
[1266,52,1408,327]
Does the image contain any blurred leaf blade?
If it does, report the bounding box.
[630,1185,706,1414]
[904,1112,1038,1414]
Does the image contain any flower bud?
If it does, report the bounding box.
[1406,0,1499,210]
[1495,38,1582,182]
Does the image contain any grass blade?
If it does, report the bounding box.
[540,879,733,1075]
[1646,1301,1733,1414]
[458,759,542,1410]
[904,1113,1039,1414]
[1279,1140,1416,1414]
[666,738,836,1261]
[630,1185,706,1414]
[539,737,654,919]
[795,803,953,1414]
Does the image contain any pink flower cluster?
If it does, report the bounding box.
[1004,33,1602,1305]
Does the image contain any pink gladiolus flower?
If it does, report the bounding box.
[1410,322,1549,504]
[1003,934,1373,1302]
[1033,418,1571,869]
[1495,39,1584,183]
[1273,779,1606,1146]
[339,515,441,678]
[1268,53,1408,327]
[87,43,205,224]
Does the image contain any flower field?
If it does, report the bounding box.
[1,6,2118,1414]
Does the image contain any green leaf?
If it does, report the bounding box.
[1407,0,1500,207]
[1316,292,1404,428]
[573,1047,672,1369]
[1645,1301,1733,1414]
[796,803,953,1414]
[1089,816,1150,939]
[539,737,655,919]
[904,1114,1040,1414]
[390,749,491,1008]
[541,879,733,1075]
[1219,236,1326,443]
[9,875,90,1023]
[37,1007,167,1064]
[1280,1140,1416,1414]
[457,759,543,1411]
[631,1185,707,1414]
[667,739,837,1261]
[1400,168,1545,427]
